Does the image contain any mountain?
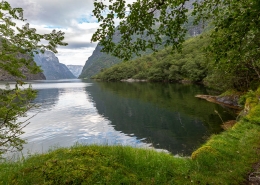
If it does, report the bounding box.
[79,1,204,79]
[66,65,83,78]
[34,51,76,80]
[79,44,121,79]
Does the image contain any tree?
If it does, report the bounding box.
[0,84,37,156]
[91,0,260,90]
[0,1,67,157]
[195,0,260,90]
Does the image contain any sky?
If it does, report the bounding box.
[7,0,101,66]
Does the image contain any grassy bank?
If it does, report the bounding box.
[1,89,260,184]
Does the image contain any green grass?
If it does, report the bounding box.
[0,146,190,184]
[1,120,260,184]
[1,89,260,184]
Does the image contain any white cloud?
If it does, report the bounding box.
[7,0,99,65]
[7,0,96,26]
[6,0,136,65]
[56,47,97,66]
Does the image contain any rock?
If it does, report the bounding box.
[181,79,192,84]
[216,96,240,107]
[195,94,241,109]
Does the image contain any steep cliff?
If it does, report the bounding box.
[34,51,76,80]
[79,44,121,79]
[66,65,83,78]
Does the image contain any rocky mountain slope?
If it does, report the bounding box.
[34,51,76,80]
[66,65,83,78]
[79,45,120,79]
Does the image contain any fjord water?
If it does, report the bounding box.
[5,79,236,156]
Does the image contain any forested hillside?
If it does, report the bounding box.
[94,35,209,82]
[93,31,259,92]
[79,24,204,79]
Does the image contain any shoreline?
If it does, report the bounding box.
[1,86,259,184]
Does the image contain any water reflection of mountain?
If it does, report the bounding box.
[32,88,59,111]
[86,81,236,155]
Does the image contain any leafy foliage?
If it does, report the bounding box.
[92,0,190,60]
[0,84,36,156]
[0,1,67,157]
[92,0,260,91]
[80,8,205,79]
[196,0,260,91]
[0,1,67,79]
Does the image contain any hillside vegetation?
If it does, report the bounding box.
[93,35,209,82]
[93,33,259,92]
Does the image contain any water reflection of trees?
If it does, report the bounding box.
[86,81,236,155]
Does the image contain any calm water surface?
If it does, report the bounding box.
[2,79,236,157]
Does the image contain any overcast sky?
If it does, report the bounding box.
[7,0,100,66]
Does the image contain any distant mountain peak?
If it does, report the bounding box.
[34,51,76,80]
[67,65,83,78]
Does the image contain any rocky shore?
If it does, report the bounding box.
[195,94,241,110]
